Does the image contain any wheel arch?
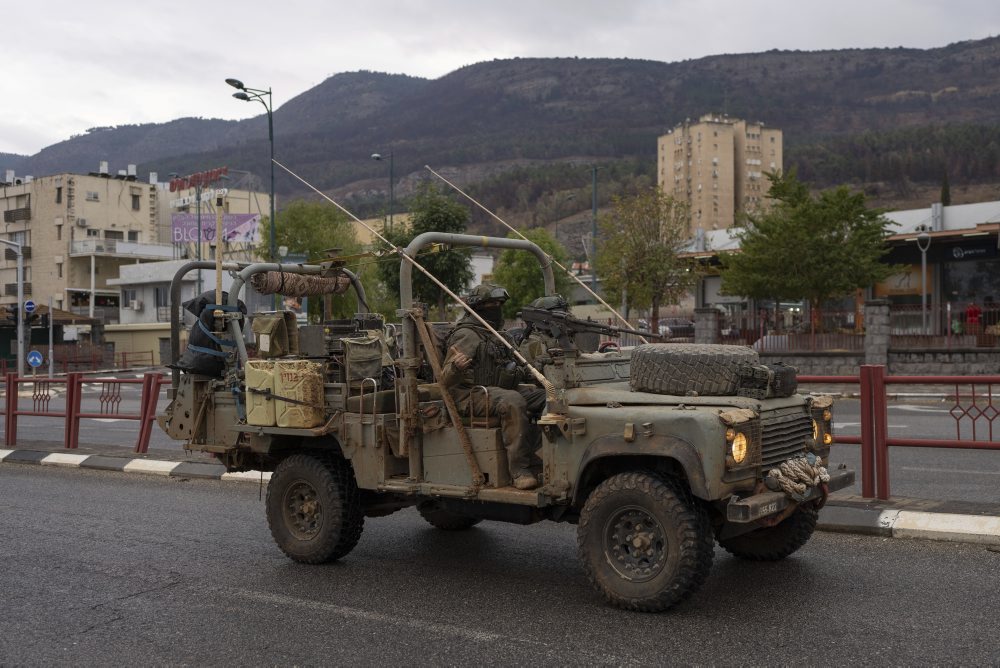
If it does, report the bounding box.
[572,434,710,508]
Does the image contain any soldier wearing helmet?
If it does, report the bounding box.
[441,283,545,490]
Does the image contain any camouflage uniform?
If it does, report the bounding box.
[441,286,545,486]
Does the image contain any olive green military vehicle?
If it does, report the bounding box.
[159,233,853,612]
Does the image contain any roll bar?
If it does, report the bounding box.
[168,261,368,386]
[399,233,556,309]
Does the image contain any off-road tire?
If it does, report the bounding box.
[417,499,483,531]
[266,452,364,564]
[629,343,758,396]
[717,505,818,561]
[577,471,714,612]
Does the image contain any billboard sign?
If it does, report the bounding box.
[171,213,262,244]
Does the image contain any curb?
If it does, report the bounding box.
[4,447,998,546]
[0,448,270,482]
[817,504,1000,545]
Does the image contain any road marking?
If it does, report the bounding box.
[836,422,910,429]
[225,588,624,662]
[900,466,1000,477]
[221,470,272,482]
[892,405,952,414]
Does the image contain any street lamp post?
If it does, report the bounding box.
[226,78,275,265]
[371,152,394,232]
[590,165,600,293]
[0,239,24,378]
[917,229,931,335]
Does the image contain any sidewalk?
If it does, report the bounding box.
[2,439,999,546]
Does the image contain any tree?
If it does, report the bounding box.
[491,228,572,319]
[375,184,473,319]
[595,188,696,331]
[719,170,898,330]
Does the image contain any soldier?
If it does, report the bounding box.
[518,294,570,368]
[441,284,546,490]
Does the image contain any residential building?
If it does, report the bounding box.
[0,164,172,328]
[658,114,783,235]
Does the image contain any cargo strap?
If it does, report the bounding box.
[188,312,239,357]
[246,386,316,407]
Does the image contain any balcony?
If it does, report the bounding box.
[4,283,32,296]
[3,207,31,223]
[70,239,174,259]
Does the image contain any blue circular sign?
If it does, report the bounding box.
[27,350,43,368]
[24,300,35,314]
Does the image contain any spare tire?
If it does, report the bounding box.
[629,343,759,396]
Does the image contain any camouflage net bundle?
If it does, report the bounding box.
[250,271,351,297]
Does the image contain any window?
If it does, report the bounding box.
[87,228,100,238]
[128,231,138,241]
[56,187,62,204]
[154,286,169,308]
[123,288,137,304]
[57,263,63,278]
[57,226,62,241]
[105,230,124,240]
[131,194,140,210]
[86,191,99,202]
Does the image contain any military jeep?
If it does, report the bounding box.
[159,232,853,612]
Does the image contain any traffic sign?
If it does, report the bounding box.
[26,350,43,368]
[24,299,35,314]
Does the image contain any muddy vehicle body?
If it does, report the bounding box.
[159,233,853,611]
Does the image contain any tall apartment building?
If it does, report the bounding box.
[657,114,782,235]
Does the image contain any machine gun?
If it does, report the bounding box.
[518,306,663,352]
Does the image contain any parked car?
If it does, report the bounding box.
[660,317,695,339]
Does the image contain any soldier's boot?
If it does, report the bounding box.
[513,471,539,490]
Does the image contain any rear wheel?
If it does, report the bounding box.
[577,471,714,612]
[417,499,483,531]
[266,453,364,563]
[718,505,818,561]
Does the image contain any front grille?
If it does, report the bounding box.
[760,406,812,467]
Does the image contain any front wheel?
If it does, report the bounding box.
[266,453,364,564]
[577,471,714,612]
[718,505,818,561]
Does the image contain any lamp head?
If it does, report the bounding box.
[371,153,382,161]
[225,78,245,90]
[233,92,251,101]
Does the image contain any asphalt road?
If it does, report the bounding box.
[2,464,999,665]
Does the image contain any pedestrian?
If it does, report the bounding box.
[966,301,982,336]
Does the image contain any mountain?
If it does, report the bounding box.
[6,37,1000,209]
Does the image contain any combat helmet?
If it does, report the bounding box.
[464,283,509,308]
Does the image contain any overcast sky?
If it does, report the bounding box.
[2,0,998,156]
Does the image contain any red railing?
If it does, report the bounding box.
[800,367,1000,500]
[3,372,168,453]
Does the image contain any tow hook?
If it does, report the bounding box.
[813,482,830,510]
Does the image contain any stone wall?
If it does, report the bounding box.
[758,352,864,376]
[888,349,1000,375]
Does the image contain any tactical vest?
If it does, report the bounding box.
[448,324,514,388]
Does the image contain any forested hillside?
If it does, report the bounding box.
[5,36,1000,219]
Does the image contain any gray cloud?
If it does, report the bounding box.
[2,0,998,155]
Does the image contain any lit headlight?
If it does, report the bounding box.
[812,419,820,442]
[731,432,748,464]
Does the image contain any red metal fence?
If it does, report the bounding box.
[1,372,169,453]
[800,366,1000,500]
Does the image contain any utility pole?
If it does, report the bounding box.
[591,165,600,293]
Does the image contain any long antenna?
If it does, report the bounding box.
[424,165,647,344]
[272,159,556,402]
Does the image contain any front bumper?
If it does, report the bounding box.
[725,469,855,523]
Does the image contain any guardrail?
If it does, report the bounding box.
[800,366,1000,501]
[2,372,169,453]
